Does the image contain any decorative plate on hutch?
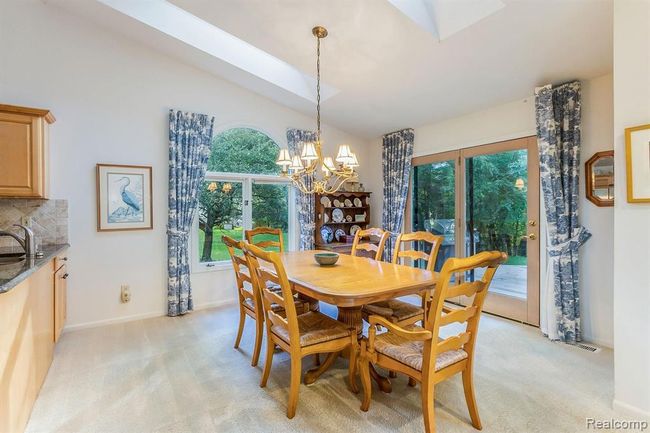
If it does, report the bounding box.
[320,226,334,243]
[350,225,361,236]
[332,208,344,222]
[354,198,362,207]
[320,196,331,207]
[334,228,346,242]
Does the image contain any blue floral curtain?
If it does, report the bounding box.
[287,128,317,250]
[381,128,415,261]
[535,82,591,343]
[167,110,214,316]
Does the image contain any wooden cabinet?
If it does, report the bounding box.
[0,265,54,433]
[314,191,371,254]
[0,250,69,433]
[0,104,55,198]
[54,258,68,343]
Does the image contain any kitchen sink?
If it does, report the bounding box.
[0,252,26,264]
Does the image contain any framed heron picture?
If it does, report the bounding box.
[625,124,650,203]
[96,164,153,231]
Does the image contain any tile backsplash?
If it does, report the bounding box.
[0,199,68,248]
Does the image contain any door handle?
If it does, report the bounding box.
[522,233,537,241]
[62,273,69,279]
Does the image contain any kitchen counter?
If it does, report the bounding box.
[0,244,69,293]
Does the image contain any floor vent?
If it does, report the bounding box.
[574,342,600,353]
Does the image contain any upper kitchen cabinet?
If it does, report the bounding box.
[0,104,55,198]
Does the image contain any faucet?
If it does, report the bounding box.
[0,224,36,257]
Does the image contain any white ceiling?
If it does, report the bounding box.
[386,0,506,40]
[52,0,613,138]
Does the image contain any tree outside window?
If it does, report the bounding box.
[197,128,290,263]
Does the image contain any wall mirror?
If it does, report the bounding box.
[585,150,614,207]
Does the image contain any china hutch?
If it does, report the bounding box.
[314,191,371,254]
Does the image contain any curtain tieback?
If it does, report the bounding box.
[167,228,190,240]
[546,226,591,257]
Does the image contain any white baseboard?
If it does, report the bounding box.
[63,299,238,333]
[63,310,164,333]
[613,399,650,420]
[193,299,237,311]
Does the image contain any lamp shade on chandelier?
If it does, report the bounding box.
[276,26,359,194]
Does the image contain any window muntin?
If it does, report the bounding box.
[196,128,292,267]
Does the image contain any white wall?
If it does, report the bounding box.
[579,74,615,348]
[612,0,650,418]
[365,74,614,347]
[0,1,372,329]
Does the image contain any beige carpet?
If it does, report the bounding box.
[26,303,615,433]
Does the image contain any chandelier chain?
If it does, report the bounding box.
[316,35,321,144]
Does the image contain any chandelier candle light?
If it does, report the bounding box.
[276,26,359,194]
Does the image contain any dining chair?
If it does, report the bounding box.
[350,227,389,261]
[362,231,444,328]
[223,235,309,367]
[245,226,320,314]
[245,226,284,252]
[359,251,507,433]
[243,242,359,419]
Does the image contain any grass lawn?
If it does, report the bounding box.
[198,228,289,262]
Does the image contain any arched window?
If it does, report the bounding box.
[196,128,292,265]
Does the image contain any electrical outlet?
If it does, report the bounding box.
[21,216,33,227]
[120,285,131,303]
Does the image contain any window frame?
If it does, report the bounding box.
[191,170,297,273]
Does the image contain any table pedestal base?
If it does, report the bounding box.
[336,306,363,338]
[301,305,393,392]
[304,352,338,385]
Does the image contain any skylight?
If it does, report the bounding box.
[97,0,337,103]
[386,0,505,41]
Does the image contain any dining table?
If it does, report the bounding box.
[276,249,438,392]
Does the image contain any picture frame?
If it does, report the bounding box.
[96,164,153,231]
[625,124,650,203]
[585,150,614,207]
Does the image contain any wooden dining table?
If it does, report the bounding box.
[276,250,438,392]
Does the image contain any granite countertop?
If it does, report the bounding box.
[0,244,69,294]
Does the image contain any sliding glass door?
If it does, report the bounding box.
[411,151,459,273]
[410,137,540,325]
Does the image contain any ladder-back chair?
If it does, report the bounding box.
[350,227,389,261]
[243,243,359,419]
[360,251,507,433]
[245,227,284,252]
[223,235,308,367]
[362,231,444,327]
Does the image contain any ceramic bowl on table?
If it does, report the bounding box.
[314,252,339,266]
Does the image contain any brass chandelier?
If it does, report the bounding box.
[276,26,359,194]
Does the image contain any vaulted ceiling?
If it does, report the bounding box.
[53,0,613,138]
